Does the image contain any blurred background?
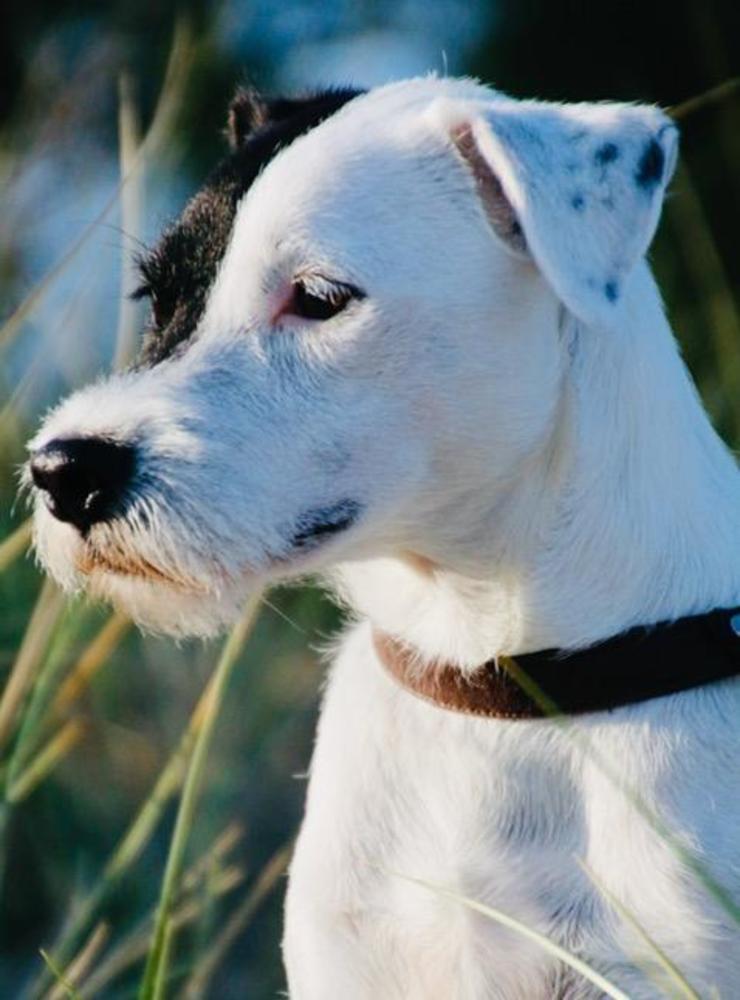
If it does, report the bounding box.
[0,1,738,997]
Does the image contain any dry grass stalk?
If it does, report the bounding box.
[138,595,262,999]
[46,923,110,1000]
[0,579,66,751]
[184,842,293,999]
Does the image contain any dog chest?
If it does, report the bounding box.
[286,625,592,997]
[285,623,740,998]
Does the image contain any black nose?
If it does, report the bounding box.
[30,437,137,533]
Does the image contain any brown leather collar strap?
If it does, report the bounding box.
[373,606,740,719]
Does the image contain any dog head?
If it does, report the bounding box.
[26,77,678,635]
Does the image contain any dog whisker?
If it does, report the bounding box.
[259,594,309,636]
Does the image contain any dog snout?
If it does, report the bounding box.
[30,437,137,533]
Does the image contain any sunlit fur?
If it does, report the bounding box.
[29,77,740,996]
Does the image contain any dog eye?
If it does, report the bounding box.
[289,277,363,321]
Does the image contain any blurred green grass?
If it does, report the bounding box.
[0,3,739,998]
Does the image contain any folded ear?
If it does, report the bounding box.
[227,86,363,151]
[439,98,678,329]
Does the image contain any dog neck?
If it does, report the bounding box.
[334,265,740,670]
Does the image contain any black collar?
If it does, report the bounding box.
[373,606,740,719]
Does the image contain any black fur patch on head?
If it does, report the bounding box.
[226,87,361,151]
[134,87,362,368]
[635,138,664,189]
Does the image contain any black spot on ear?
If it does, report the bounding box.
[604,280,619,303]
[571,193,585,211]
[595,142,619,166]
[635,139,664,189]
[135,87,363,368]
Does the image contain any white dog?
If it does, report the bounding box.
[27,77,740,998]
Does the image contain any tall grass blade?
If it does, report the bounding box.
[179,822,244,895]
[0,188,121,356]
[46,923,109,1000]
[667,163,740,440]
[135,16,195,160]
[151,922,174,1000]
[4,601,94,786]
[113,70,144,372]
[0,578,66,752]
[0,16,194,359]
[38,951,82,1000]
[184,841,293,999]
[671,77,740,121]
[390,871,632,1000]
[7,718,88,803]
[52,612,130,716]
[578,859,702,1000]
[76,867,244,998]
[138,594,262,999]
[28,643,244,999]
[0,518,32,573]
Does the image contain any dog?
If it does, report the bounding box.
[26,77,740,998]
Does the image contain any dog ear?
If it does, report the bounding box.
[227,87,363,151]
[443,99,678,329]
[227,87,279,149]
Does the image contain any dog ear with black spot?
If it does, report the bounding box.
[438,98,678,329]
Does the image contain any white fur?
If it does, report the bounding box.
[28,77,740,996]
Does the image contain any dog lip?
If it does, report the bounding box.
[289,499,362,552]
[75,546,205,591]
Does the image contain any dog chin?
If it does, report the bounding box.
[32,510,248,637]
[87,571,246,637]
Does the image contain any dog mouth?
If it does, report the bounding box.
[74,540,206,592]
[35,485,363,597]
